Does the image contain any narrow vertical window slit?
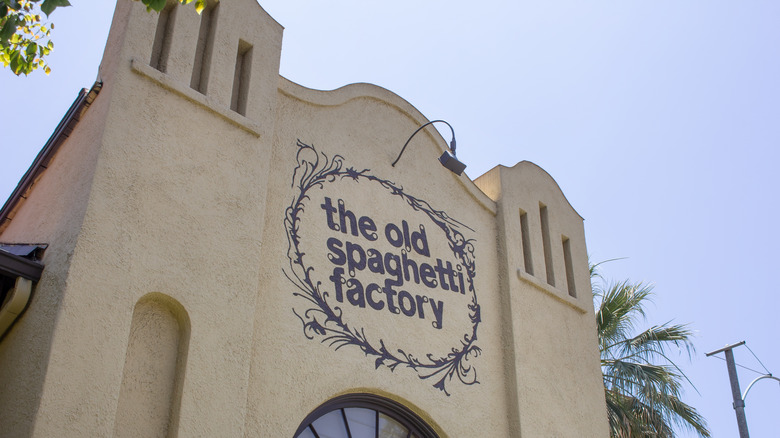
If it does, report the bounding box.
[150,2,177,72]
[562,236,576,297]
[190,2,219,93]
[519,209,533,275]
[230,40,253,115]
[539,203,555,286]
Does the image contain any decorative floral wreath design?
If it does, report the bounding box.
[284,140,481,396]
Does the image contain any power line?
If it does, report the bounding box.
[744,342,772,376]
[711,354,766,376]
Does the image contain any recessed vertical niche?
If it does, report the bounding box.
[562,236,576,298]
[230,40,253,115]
[539,203,555,287]
[114,293,190,438]
[519,209,533,275]
[150,1,177,72]
[190,1,219,93]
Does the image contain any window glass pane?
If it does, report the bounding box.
[295,427,317,438]
[294,395,435,438]
[378,413,408,438]
[312,409,348,438]
[345,408,376,438]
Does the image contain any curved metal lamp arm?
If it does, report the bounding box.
[392,120,457,167]
[742,374,780,402]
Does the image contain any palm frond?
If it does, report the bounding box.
[596,280,654,350]
[624,324,695,358]
[592,262,710,438]
[604,359,681,395]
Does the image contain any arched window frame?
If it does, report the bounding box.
[293,393,440,438]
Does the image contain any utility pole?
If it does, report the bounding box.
[706,341,750,438]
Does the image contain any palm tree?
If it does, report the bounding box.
[592,265,710,437]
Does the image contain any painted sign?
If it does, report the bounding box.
[284,141,481,395]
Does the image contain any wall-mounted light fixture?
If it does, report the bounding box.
[392,120,466,176]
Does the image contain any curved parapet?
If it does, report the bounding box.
[473,160,606,437]
[475,161,582,220]
[475,161,588,307]
[277,77,497,215]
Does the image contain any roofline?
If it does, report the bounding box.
[0,81,102,231]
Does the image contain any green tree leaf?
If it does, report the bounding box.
[142,0,167,12]
[9,48,19,73]
[40,0,70,17]
[0,13,18,43]
[2,0,218,76]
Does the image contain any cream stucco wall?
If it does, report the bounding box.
[0,0,608,436]
[0,77,109,438]
[475,163,606,436]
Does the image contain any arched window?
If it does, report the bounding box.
[293,393,439,438]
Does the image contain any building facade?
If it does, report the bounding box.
[0,1,608,436]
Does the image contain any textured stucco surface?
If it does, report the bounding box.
[114,293,189,438]
[244,85,508,437]
[0,0,608,436]
[0,65,109,437]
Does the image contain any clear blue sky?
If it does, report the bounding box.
[1,1,778,436]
